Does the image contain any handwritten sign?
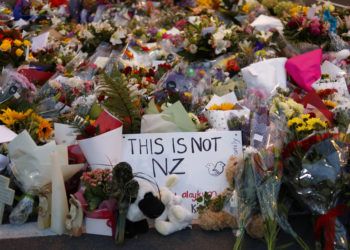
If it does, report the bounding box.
[0,175,15,224]
[122,131,243,214]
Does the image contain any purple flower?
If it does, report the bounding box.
[254,42,265,52]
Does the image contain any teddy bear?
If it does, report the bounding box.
[197,155,264,239]
[154,175,193,236]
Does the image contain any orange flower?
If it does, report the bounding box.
[37,119,53,141]
[208,104,220,110]
[220,102,235,110]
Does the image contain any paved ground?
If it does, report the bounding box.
[0,216,315,250]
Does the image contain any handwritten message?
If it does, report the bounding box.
[122,131,243,214]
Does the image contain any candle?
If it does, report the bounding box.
[50,152,69,235]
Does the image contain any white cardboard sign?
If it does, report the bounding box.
[122,131,243,214]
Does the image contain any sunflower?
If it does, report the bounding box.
[287,117,304,128]
[0,115,15,126]
[37,119,53,141]
[0,108,31,125]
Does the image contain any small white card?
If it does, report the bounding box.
[31,32,49,52]
[0,126,17,144]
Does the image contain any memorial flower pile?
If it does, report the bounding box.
[0,0,350,249]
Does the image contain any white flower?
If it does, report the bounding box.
[211,26,233,54]
[78,28,95,40]
[51,16,62,26]
[91,21,113,33]
[188,44,198,54]
[67,77,85,90]
[214,40,229,54]
[256,31,273,43]
[49,80,62,89]
[71,95,96,110]
[110,28,127,45]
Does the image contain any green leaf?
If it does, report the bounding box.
[97,67,141,133]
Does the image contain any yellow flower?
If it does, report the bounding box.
[0,108,32,127]
[287,117,304,127]
[242,4,250,13]
[196,0,217,9]
[302,6,309,15]
[63,38,71,44]
[15,48,24,57]
[300,113,310,121]
[0,41,11,52]
[208,104,220,110]
[13,39,22,47]
[296,124,308,132]
[37,119,53,141]
[184,92,192,98]
[28,52,35,61]
[23,40,31,47]
[220,102,235,111]
[305,118,327,131]
[323,100,337,109]
[3,8,11,14]
[0,115,15,127]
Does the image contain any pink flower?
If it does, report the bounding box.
[175,19,187,30]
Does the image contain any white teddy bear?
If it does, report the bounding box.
[154,175,193,236]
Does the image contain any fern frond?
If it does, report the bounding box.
[96,68,141,134]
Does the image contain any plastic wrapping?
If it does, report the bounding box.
[284,134,349,250]
[154,60,213,112]
[0,68,36,106]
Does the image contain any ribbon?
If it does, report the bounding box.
[282,132,336,159]
[314,205,350,250]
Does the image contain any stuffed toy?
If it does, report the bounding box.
[125,176,165,238]
[126,174,193,237]
[197,156,264,239]
[154,175,193,236]
[197,155,238,231]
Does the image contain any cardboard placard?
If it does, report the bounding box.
[122,131,243,214]
[0,175,15,224]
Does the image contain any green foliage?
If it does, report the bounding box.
[97,68,141,133]
[195,192,227,214]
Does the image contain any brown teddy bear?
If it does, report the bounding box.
[197,156,264,239]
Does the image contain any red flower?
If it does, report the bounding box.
[84,124,98,137]
[141,46,150,52]
[50,0,67,7]
[146,68,155,77]
[158,63,172,70]
[226,59,240,72]
[97,95,105,102]
[123,66,132,75]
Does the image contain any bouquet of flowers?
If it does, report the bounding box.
[0,28,31,67]
[283,15,330,47]
[177,15,241,61]
[0,108,53,144]
[80,168,112,211]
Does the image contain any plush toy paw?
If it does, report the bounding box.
[154,220,175,236]
[171,205,193,222]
